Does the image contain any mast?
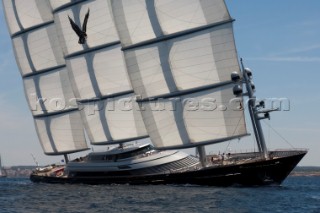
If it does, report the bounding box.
[197,146,208,167]
[64,154,69,164]
[241,59,269,159]
[0,155,6,177]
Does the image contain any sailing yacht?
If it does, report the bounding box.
[0,155,7,178]
[3,0,306,186]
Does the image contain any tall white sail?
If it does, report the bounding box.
[112,0,247,149]
[3,0,88,155]
[51,0,148,145]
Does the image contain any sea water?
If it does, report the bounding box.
[0,176,319,213]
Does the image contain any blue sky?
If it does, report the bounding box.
[0,0,319,166]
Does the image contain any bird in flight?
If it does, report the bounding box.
[68,9,90,44]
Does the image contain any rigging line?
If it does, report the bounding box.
[231,99,246,136]
[224,96,247,154]
[223,140,232,154]
[244,108,258,152]
[268,119,271,146]
[262,120,295,149]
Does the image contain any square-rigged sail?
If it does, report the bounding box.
[52,0,149,145]
[3,0,149,152]
[111,0,248,149]
[3,0,88,155]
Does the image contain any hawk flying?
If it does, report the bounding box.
[68,9,90,44]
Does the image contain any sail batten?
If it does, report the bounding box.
[122,19,235,51]
[112,0,247,149]
[33,108,79,119]
[45,148,90,156]
[51,0,89,13]
[78,90,134,104]
[137,81,234,102]
[65,42,121,59]
[91,136,150,146]
[22,65,67,78]
[11,21,55,38]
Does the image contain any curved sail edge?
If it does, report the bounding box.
[123,23,239,99]
[12,24,65,77]
[53,0,118,56]
[141,84,247,149]
[111,0,231,47]
[112,0,246,149]
[2,0,53,35]
[23,67,78,116]
[65,45,132,101]
[34,110,89,156]
[80,93,148,145]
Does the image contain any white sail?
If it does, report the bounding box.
[2,0,52,35]
[23,68,77,116]
[53,0,118,56]
[52,0,148,145]
[34,111,87,155]
[112,0,247,149]
[3,0,88,155]
[49,0,72,11]
[80,94,148,145]
[11,25,65,76]
[65,45,132,100]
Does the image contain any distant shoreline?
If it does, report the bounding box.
[290,166,320,177]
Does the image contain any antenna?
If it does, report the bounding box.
[240,59,269,160]
[30,154,39,168]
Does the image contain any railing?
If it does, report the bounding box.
[269,149,308,159]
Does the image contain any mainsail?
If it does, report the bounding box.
[111,0,247,149]
[3,0,88,155]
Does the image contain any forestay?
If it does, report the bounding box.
[3,0,88,155]
[112,0,247,149]
[52,0,148,145]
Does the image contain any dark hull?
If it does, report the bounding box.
[30,150,307,186]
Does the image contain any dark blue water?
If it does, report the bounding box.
[0,176,319,213]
